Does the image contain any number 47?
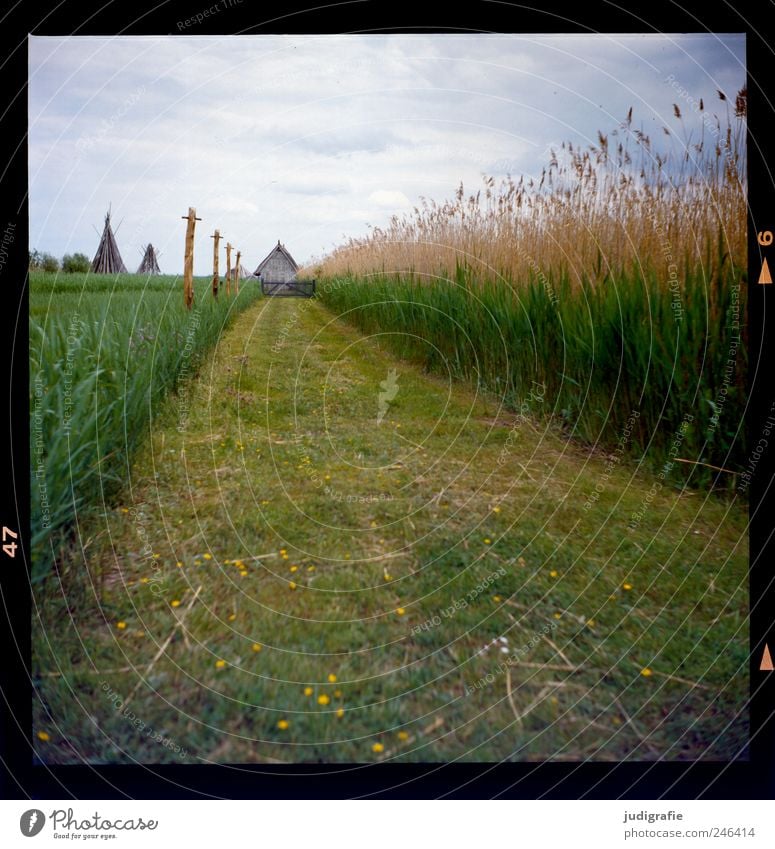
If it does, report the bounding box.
[2,526,18,558]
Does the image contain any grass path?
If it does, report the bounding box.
[34,297,748,764]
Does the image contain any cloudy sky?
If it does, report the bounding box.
[29,33,745,273]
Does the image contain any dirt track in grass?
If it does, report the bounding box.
[34,297,748,764]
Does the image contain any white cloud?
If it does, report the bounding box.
[368,190,412,209]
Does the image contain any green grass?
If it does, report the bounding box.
[33,297,748,764]
[317,263,746,492]
[30,272,262,578]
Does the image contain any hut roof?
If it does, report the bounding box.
[253,240,299,276]
[91,210,127,274]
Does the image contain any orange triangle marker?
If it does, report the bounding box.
[760,643,774,671]
[759,257,772,285]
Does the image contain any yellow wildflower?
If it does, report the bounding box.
[37,731,50,742]
[372,742,384,753]
[228,613,236,621]
[550,570,558,578]
[623,583,633,590]
[203,553,212,561]
[328,673,337,683]
[336,708,344,718]
[171,600,181,608]
[290,565,298,573]
[397,731,409,741]
[252,643,262,652]
[277,719,289,730]
[304,686,313,696]
[289,581,297,590]
[116,621,127,630]
[395,607,406,616]
[484,538,492,545]
[641,667,653,677]
[215,659,226,669]
[318,694,331,706]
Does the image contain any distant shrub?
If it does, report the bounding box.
[62,252,90,273]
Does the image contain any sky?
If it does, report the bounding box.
[29,33,745,274]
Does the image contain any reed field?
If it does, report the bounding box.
[30,272,261,580]
[313,95,747,489]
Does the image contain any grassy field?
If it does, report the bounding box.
[33,297,748,765]
[30,272,261,579]
[311,100,747,489]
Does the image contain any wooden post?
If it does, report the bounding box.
[225,242,233,296]
[235,250,241,294]
[210,229,221,298]
[181,207,201,310]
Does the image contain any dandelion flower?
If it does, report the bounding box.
[228,613,236,621]
[586,619,596,627]
[372,742,384,753]
[277,719,289,730]
[550,570,559,578]
[318,694,331,706]
[640,667,653,677]
[397,730,409,741]
[384,573,392,581]
[116,621,127,630]
[395,607,406,616]
[140,577,149,584]
[194,560,201,566]
[282,554,289,560]
[280,548,287,555]
[176,561,183,568]
[252,643,262,652]
[171,600,181,608]
[240,570,248,577]
[203,553,212,561]
[304,686,313,696]
[623,583,633,590]
[290,565,298,573]
[334,690,342,698]
[336,708,344,718]
[553,612,562,619]
[289,581,297,590]
[215,659,226,669]
[492,595,502,602]
[121,508,129,514]
[37,731,50,742]
[307,565,316,572]
[328,673,337,683]
[492,506,501,513]
[153,553,160,560]
[484,538,492,545]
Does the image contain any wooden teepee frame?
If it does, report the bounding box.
[91,209,128,273]
[137,243,161,275]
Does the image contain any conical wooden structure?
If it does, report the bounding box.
[137,243,161,275]
[91,210,127,273]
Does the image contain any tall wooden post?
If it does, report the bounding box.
[180,207,201,310]
[210,229,221,298]
[225,242,233,296]
[235,250,241,294]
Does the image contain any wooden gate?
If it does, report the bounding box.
[261,279,316,298]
